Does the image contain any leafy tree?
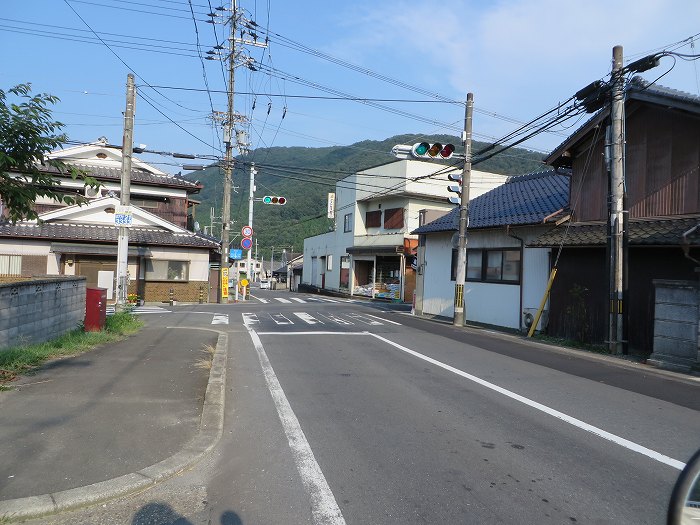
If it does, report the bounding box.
[0,83,95,222]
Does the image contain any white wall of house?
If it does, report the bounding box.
[302,160,508,296]
[145,247,210,281]
[419,225,553,330]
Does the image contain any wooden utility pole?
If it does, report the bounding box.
[218,0,237,303]
[609,45,626,354]
[116,73,135,311]
[453,93,473,326]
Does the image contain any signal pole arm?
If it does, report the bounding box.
[453,93,473,326]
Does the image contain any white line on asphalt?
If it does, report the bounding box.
[367,332,686,471]
[290,298,307,303]
[242,313,259,326]
[365,313,402,325]
[211,314,229,325]
[246,327,346,525]
[256,298,269,304]
[271,313,293,325]
[274,297,292,304]
[257,331,368,335]
[317,313,353,325]
[294,312,323,325]
[346,313,382,326]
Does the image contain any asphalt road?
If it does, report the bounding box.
[28,288,700,524]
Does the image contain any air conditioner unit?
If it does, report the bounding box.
[84,186,100,199]
[522,308,549,333]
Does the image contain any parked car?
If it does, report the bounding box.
[260,279,271,289]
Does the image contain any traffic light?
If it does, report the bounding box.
[447,173,462,204]
[262,196,287,205]
[411,142,455,160]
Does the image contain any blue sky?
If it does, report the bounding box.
[3,0,700,174]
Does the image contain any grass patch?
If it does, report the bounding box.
[194,343,216,371]
[531,333,609,354]
[0,312,143,384]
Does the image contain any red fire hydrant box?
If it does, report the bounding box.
[85,287,107,332]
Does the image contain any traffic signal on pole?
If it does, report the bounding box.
[411,142,455,160]
[262,196,287,205]
[447,173,462,204]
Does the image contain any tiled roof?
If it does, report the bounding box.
[528,217,700,247]
[547,77,700,165]
[15,163,201,191]
[0,222,220,249]
[412,170,570,234]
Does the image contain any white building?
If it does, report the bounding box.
[412,170,570,330]
[303,159,508,301]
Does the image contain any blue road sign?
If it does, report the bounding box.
[229,248,243,259]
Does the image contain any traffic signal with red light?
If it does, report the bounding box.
[411,142,455,160]
[262,195,287,205]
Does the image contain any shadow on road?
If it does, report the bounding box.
[132,502,243,524]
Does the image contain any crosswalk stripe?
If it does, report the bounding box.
[257,298,269,303]
[212,314,229,325]
[290,297,307,303]
[271,313,293,325]
[274,297,292,304]
[293,312,323,325]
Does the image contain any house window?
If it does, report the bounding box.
[344,213,352,232]
[465,249,521,284]
[145,260,189,281]
[365,210,381,228]
[383,207,404,229]
[0,255,21,276]
[326,255,333,271]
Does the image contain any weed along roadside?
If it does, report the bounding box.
[0,312,143,388]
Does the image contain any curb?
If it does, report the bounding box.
[0,332,229,522]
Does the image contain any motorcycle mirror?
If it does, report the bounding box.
[668,449,700,524]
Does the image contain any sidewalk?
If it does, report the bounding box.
[0,325,227,521]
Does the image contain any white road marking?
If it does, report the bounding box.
[290,297,307,303]
[256,298,269,304]
[316,297,339,303]
[294,312,323,325]
[211,314,229,325]
[318,313,353,325]
[274,297,292,304]
[257,331,367,335]
[367,332,686,471]
[346,313,382,326]
[365,313,402,326]
[271,313,293,325]
[242,313,259,326]
[246,327,346,525]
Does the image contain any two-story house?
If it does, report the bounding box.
[530,77,700,355]
[303,159,508,301]
[0,139,222,303]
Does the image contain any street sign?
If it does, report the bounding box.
[242,225,253,237]
[229,248,243,260]
[221,267,229,298]
[114,205,133,227]
[327,193,335,218]
[240,279,249,287]
[241,237,253,250]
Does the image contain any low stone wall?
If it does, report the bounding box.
[0,277,87,350]
[648,279,700,373]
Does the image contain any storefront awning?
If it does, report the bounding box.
[346,245,403,255]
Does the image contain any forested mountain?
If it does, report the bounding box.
[184,134,546,260]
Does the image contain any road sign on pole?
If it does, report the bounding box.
[242,225,253,237]
[241,237,253,250]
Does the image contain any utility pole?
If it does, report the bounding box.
[247,162,256,283]
[217,0,237,303]
[453,93,474,326]
[609,45,626,354]
[116,73,135,311]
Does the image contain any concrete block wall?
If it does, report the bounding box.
[649,279,700,372]
[0,277,87,350]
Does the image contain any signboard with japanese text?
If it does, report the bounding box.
[114,205,133,227]
[221,267,229,298]
[327,193,335,218]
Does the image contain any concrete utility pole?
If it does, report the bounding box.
[609,45,626,354]
[247,163,256,283]
[453,93,474,326]
[218,0,237,303]
[115,73,135,311]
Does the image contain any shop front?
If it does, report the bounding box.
[347,239,417,302]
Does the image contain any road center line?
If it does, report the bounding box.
[246,327,346,525]
[367,332,686,471]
